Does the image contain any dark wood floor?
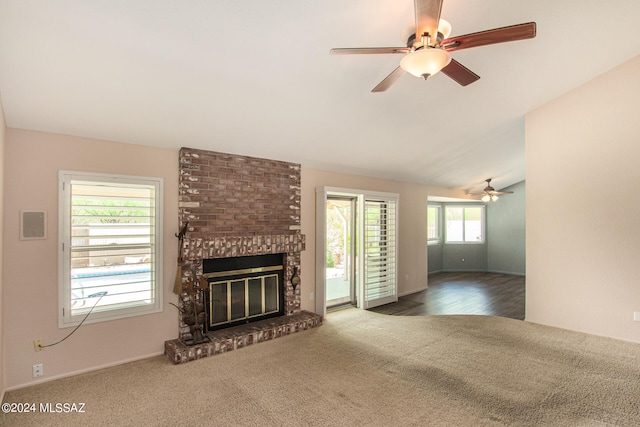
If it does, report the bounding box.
[369,272,525,320]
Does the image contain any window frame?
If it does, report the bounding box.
[427,204,441,245]
[444,204,485,244]
[58,171,164,328]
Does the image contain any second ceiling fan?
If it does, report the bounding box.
[469,178,514,202]
[331,0,536,92]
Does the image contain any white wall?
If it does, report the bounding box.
[4,129,179,389]
[526,55,640,343]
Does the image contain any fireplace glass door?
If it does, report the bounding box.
[203,253,285,331]
[208,273,280,328]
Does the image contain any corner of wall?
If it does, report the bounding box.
[0,92,7,399]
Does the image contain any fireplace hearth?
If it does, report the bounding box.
[165,310,322,364]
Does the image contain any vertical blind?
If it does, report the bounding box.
[363,198,397,308]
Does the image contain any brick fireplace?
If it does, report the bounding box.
[165,147,321,363]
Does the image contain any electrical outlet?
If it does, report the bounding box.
[634,312,640,322]
[309,292,314,301]
[33,363,44,378]
[34,339,44,352]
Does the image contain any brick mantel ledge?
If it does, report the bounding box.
[182,233,305,260]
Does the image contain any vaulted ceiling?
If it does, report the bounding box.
[1,1,639,192]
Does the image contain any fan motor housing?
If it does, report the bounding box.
[407,31,445,49]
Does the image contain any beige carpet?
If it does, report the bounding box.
[3,309,640,426]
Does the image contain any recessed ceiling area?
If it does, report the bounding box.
[1,1,639,192]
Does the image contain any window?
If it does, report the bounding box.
[445,205,484,243]
[59,171,163,327]
[427,204,441,245]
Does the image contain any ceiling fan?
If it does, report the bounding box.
[330,0,536,92]
[469,178,513,202]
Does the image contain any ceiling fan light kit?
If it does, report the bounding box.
[330,0,536,92]
[400,48,451,79]
[437,19,452,40]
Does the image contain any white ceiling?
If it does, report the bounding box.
[1,1,639,193]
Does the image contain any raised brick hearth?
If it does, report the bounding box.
[165,311,321,364]
[165,147,317,362]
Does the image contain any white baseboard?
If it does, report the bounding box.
[4,351,165,393]
[430,269,525,277]
[486,269,526,276]
[398,285,428,297]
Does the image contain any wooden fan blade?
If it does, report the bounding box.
[330,47,411,55]
[415,0,444,44]
[372,67,406,92]
[441,59,480,86]
[442,22,536,52]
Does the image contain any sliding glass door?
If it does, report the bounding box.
[316,187,399,315]
[325,196,357,308]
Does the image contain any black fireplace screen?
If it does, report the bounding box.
[203,254,285,330]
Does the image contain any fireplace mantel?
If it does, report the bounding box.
[182,234,305,261]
